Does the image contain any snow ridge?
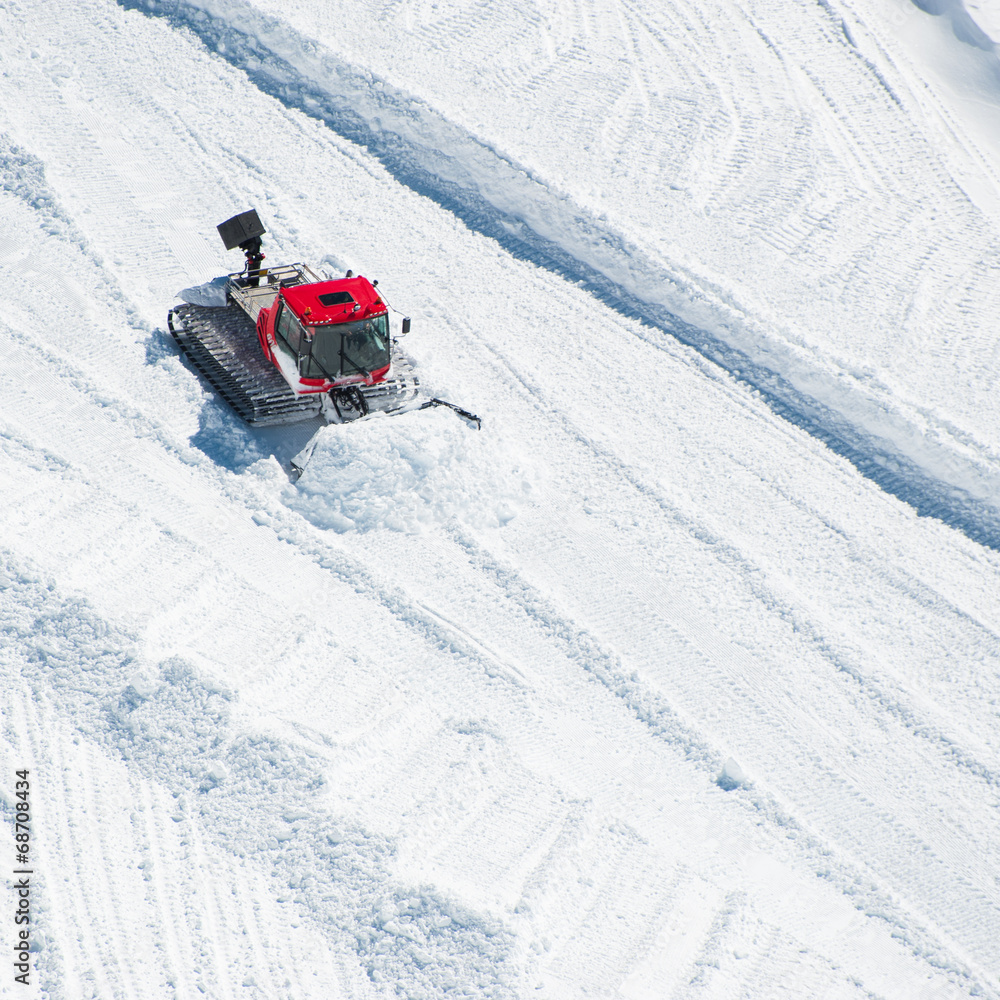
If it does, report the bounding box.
[1,553,517,998]
[911,0,999,50]
[0,136,82,243]
[119,0,1000,551]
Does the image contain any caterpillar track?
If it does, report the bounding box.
[168,303,319,425]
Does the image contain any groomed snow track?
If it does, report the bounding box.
[4,1,1000,998]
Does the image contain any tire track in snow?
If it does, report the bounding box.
[0,552,519,999]
[334,301,1000,984]
[6,119,997,985]
[0,133,155,337]
[204,403,997,983]
[116,0,1000,551]
[263,244,1000,979]
[442,288,1000,791]
[436,527,998,994]
[432,316,1000,972]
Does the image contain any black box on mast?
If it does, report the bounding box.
[217,209,266,251]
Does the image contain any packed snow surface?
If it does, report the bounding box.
[1,0,999,997]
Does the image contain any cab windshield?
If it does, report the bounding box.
[303,314,390,380]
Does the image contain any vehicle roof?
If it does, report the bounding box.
[282,275,387,326]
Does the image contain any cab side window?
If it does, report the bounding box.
[276,306,302,353]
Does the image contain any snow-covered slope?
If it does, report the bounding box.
[1,0,999,998]
[110,0,1000,543]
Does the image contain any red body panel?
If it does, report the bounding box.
[282,276,386,326]
[255,275,390,394]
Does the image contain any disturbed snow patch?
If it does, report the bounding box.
[717,757,749,792]
[1,553,518,998]
[288,408,528,533]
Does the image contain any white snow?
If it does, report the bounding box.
[1,0,1000,997]
[289,408,527,534]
